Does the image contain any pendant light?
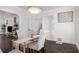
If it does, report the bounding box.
[28,6,41,14]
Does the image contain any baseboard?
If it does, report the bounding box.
[76,42,79,50]
[46,39,75,45]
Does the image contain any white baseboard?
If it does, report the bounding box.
[76,42,79,50]
[46,39,75,44]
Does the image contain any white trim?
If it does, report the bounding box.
[76,42,79,50]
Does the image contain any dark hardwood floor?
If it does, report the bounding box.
[1,38,78,53]
[29,40,79,53]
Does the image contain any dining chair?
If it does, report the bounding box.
[12,30,32,53]
[9,36,23,53]
[0,48,3,53]
[17,30,23,39]
[9,30,23,53]
[9,49,22,53]
[27,30,46,53]
[0,42,22,53]
[0,48,22,53]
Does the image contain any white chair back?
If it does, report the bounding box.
[37,30,46,50]
[16,30,22,49]
[17,30,22,39]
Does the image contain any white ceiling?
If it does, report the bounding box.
[19,6,61,12]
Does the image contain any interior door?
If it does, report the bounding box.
[42,16,53,40]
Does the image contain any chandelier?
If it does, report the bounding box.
[28,6,41,14]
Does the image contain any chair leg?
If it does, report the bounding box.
[28,48,35,53]
[43,47,45,53]
[37,51,39,53]
[37,48,44,53]
[28,48,41,53]
[27,47,29,53]
[29,48,34,53]
[32,49,33,53]
[33,49,35,53]
[29,48,30,53]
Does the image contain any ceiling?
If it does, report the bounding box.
[19,6,61,12]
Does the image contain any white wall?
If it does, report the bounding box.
[42,16,53,40]
[0,6,29,39]
[0,6,76,44]
[75,8,79,49]
[43,7,75,44]
[28,16,42,34]
[0,11,16,33]
[0,16,4,34]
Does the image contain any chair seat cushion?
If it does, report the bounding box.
[28,42,38,51]
[9,49,22,53]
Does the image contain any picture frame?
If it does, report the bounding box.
[58,11,73,23]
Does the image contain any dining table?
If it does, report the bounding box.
[13,35,40,52]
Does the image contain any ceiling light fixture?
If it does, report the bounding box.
[28,6,41,14]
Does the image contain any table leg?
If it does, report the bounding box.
[23,46,26,53]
